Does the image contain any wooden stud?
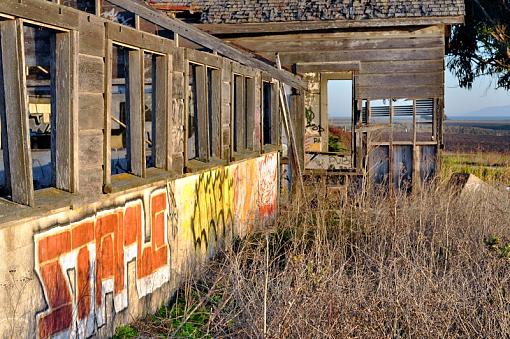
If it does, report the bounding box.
[1,20,34,205]
[210,68,222,158]
[153,54,168,169]
[195,64,208,161]
[127,49,144,177]
[103,38,113,189]
[245,77,255,150]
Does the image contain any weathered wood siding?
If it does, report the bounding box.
[225,25,445,99]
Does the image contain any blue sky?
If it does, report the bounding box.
[328,67,510,118]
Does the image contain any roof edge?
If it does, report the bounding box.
[196,16,465,35]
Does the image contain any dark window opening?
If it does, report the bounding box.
[232,74,243,153]
[207,67,214,158]
[187,63,199,160]
[24,24,55,190]
[144,52,156,168]
[61,0,96,14]
[111,44,130,175]
[262,81,272,145]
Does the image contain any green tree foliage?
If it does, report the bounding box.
[448,0,510,89]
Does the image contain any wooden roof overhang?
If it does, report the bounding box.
[196,16,465,35]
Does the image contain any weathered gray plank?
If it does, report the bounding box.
[78,130,103,168]
[296,62,360,74]
[245,77,255,150]
[1,20,34,205]
[210,69,222,158]
[79,93,104,130]
[79,54,104,93]
[0,0,79,30]
[103,38,113,187]
[78,14,105,58]
[271,47,444,66]
[51,31,77,192]
[195,64,209,161]
[127,49,144,176]
[197,16,463,34]
[357,72,443,88]
[234,75,245,152]
[154,54,168,169]
[358,86,443,100]
[230,37,443,54]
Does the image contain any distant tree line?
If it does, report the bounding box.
[448,0,510,90]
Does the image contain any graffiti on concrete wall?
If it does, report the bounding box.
[35,190,169,338]
[32,153,278,338]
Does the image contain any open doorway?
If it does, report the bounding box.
[304,72,354,171]
[327,79,352,155]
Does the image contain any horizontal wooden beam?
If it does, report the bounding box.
[296,61,360,74]
[107,0,306,89]
[197,16,465,35]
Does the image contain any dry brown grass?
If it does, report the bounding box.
[130,183,510,339]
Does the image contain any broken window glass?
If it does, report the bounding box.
[24,24,55,190]
[111,44,130,175]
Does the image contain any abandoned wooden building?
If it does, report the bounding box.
[156,0,465,191]
[0,0,464,337]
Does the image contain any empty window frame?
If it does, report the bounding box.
[0,20,75,205]
[110,44,167,177]
[392,99,414,142]
[233,74,255,153]
[415,99,435,142]
[187,62,220,162]
[367,99,391,142]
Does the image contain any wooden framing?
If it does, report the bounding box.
[106,0,307,89]
[184,49,224,166]
[0,19,33,205]
[104,22,173,185]
[0,17,77,205]
[0,0,286,212]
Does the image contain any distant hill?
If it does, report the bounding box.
[448,105,510,120]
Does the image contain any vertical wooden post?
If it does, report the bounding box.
[271,81,280,145]
[154,54,169,169]
[220,59,231,162]
[0,20,34,205]
[290,89,305,174]
[245,76,256,151]
[195,64,208,161]
[103,38,113,189]
[51,30,77,192]
[234,75,245,153]
[210,68,221,158]
[127,48,144,177]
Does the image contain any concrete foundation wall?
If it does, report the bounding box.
[0,152,278,338]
